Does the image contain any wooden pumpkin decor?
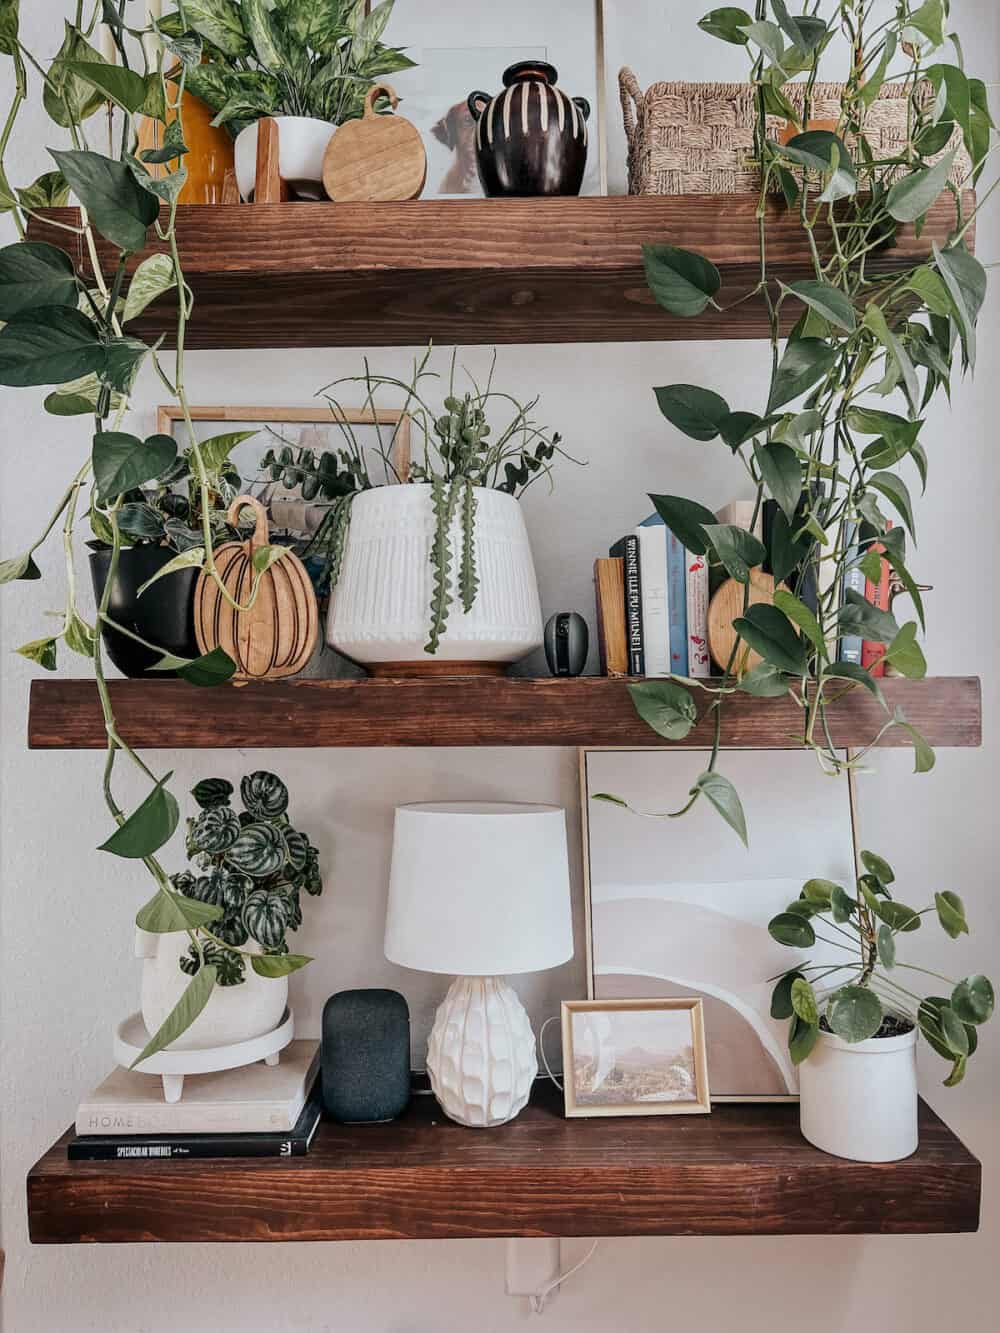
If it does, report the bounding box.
[194,497,318,682]
[322,83,427,202]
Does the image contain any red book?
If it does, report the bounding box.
[862,525,892,677]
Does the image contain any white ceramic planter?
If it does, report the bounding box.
[137,929,288,1051]
[326,485,545,670]
[799,1025,918,1162]
[234,116,336,200]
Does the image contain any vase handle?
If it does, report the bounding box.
[467,91,491,122]
[573,96,591,122]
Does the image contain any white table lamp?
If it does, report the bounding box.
[385,802,573,1127]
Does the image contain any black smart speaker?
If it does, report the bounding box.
[544,611,589,676]
[322,989,411,1123]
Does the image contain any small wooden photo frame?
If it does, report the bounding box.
[561,998,711,1118]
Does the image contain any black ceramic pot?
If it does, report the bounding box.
[89,546,200,678]
[468,61,590,197]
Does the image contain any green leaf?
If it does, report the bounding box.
[226,821,284,877]
[98,774,179,859]
[642,244,721,318]
[935,890,968,938]
[136,890,223,932]
[62,60,150,114]
[691,771,747,846]
[802,879,836,905]
[778,130,857,200]
[697,7,752,44]
[137,546,205,596]
[251,544,290,575]
[0,242,78,319]
[783,280,856,332]
[861,32,897,107]
[790,976,820,1026]
[93,431,177,502]
[17,170,71,212]
[943,1055,967,1087]
[907,0,946,48]
[251,953,313,978]
[767,339,839,413]
[243,885,292,949]
[0,0,19,55]
[195,429,259,474]
[860,849,894,886]
[50,149,159,254]
[736,662,790,697]
[837,587,899,645]
[743,19,785,68]
[0,550,41,584]
[16,635,57,670]
[884,622,927,679]
[702,523,766,583]
[789,1013,819,1065]
[874,899,921,933]
[868,471,916,540]
[937,1004,970,1057]
[191,778,234,809]
[831,884,856,923]
[123,253,176,324]
[827,985,883,1042]
[182,0,251,57]
[732,603,809,675]
[768,911,816,948]
[754,440,802,521]
[627,679,697,740]
[951,976,994,1026]
[44,23,109,128]
[886,149,957,223]
[241,771,289,819]
[44,371,119,418]
[895,715,936,773]
[104,335,151,394]
[773,588,826,658]
[0,306,104,388]
[64,609,95,658]
[876,923,896,968]
[771,0,828,52]
[771,969,806,1019]
[591,792,628,809]
[177,646,237,687]
[863,303,919,413]
[649,494,719,556]
[241,0,285,72]
[934,242,986,371]
[905,266,954,318]
[131,965,218,1068]
[140,118,190,167]
[653,384,730,441]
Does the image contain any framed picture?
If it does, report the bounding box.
[580,748,859,1102]
[561,998,711,1118]
[379,0,608,196]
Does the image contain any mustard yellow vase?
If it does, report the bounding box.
[138,86,234,204]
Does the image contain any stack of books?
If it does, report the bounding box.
[68,1039,322,1161]
[594,502,895,678]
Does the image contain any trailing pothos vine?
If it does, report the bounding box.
[0,1,313,1058]
[600,0,995,844]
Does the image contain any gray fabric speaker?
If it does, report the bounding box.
[322,989,411,1123]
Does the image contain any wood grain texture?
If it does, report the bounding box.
[27,676,981,750]
[323,84,426,202]
[27,193,975,348]
[27,1086,980,1243]
[708,571,776,672]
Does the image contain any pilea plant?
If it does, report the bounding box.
[172,771,322,987]
[768,849,994,1085]
[0,3,305,1060]
[601,1,994,844]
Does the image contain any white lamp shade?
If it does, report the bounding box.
[385,802,574,976]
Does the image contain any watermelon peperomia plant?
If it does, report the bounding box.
[597,1,995,845]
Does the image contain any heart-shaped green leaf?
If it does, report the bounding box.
[0,306,105,387]
[50,148,159,254]
[887,149,957,223]
[642,244,722,318]
[767,338,840,412]
[768,911,815,948]
[790,976,820,1026]
[732,603,810,675]
[771,969,806,1019]
[754,440,802,521]
[691,770,747,845]
[702,523,767,582]
[783,279,856,331]
[627,679,698,740]
[935,890,969,938]
[251,953,313,978]
[654,384,731,441]
[93,431,178,502]
[131,964,218,1067]
[99,774,179,859]
[827,984,883,1042]
[0,241,78,319]
[649,494,719,556]
[951,975,994,1025]
[697,7,753,44]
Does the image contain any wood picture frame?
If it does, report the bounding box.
[561,998,711,1118]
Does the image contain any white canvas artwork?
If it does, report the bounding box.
[582,749,858,1100]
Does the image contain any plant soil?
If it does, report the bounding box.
[819,1013,915,1039]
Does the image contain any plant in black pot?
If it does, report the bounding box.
[89,429,258,677]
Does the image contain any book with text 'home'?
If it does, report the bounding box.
[686,551,710,677]
[593,557,627,676]
[862,530,893,677]
[68,1079,324,1161]
[636,516,671,677]
[609,534,644,675]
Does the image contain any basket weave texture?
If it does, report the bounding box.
[620,71,970,197]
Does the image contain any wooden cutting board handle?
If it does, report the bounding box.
[364,82,400,117]
[227,495,270,550]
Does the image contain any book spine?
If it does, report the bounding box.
[862,542,891,677]
[666,531,688,674]
[838,526,865,665]
[68,1136,309,1161]
[686,550,710,677]
[611,535,644,675]
[593,558,627,677]
[636,524,669,676]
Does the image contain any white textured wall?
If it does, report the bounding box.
[2,3,998,1329]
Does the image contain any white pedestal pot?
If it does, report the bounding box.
[137,929,288,1051]
[234,116,336,200]
[326,485,545,669]
[799,1025,918,1162]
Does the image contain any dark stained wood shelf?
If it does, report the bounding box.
[28,193,973,348]
[27,675,981,751]
[27,1085,980,1243]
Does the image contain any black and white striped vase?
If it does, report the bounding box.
[468,61,590,197]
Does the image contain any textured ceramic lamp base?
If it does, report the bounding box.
[426,976,538,1127]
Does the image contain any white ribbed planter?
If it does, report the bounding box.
[799,1025,918,1162]
[426,976,538,1127]
[234,116,336,200]
[326,485,544,670]
[137,929,288,1052]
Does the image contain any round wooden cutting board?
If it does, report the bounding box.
[707,569,777,673]
[323,83,427,202]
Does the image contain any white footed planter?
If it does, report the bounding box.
[799,1025,918,1162]
[234,116,336,199]
[326,485,545,671]
[137,929,288,1051]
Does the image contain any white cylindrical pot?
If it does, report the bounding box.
[234,116,337,199]
[138,930,288,1051]
[799,1026,918,1162]
[426,976,538,1127]
[326,486,544,669]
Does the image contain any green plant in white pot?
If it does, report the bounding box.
[159,0,414,198]
[769,850,993,1161]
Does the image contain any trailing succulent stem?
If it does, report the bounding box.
[425,478,460,654]
[459,479,479,614]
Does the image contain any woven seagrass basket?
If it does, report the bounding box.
[619,70,969,197]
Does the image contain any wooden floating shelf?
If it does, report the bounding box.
[28,193,974,348]
[27,1086,980,1243]
[27,676,981,751]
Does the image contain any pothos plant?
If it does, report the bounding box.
[268,349,577,651]
[768,848,994,1086]
[599,1,994,845]
[172,770,322,987]
[0,2,304,1060]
